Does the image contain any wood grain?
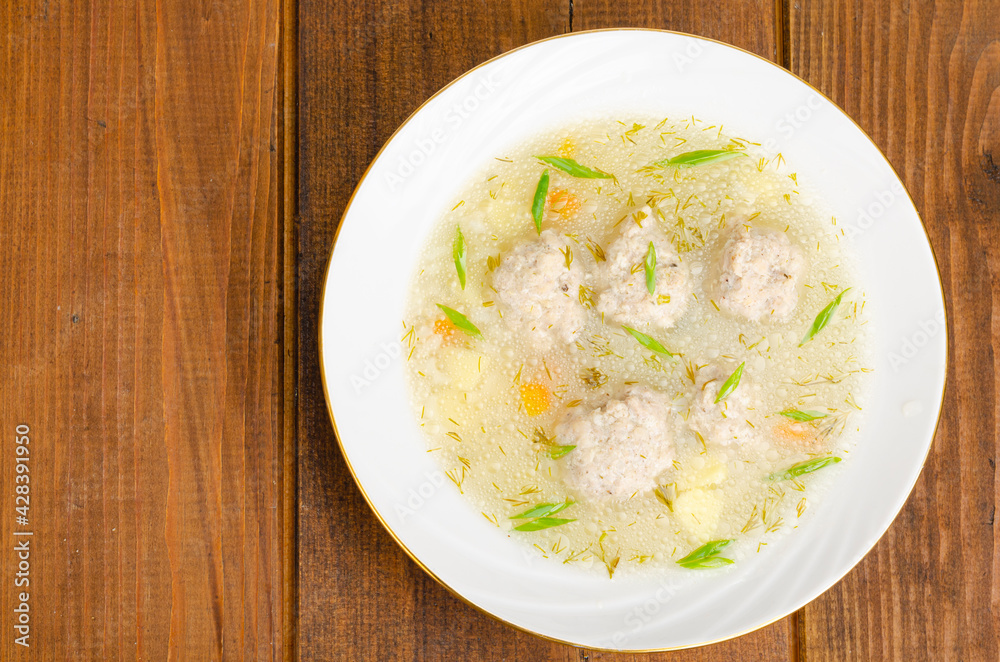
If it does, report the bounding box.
[2,0,990,657]
[787,0,1000,659]
[572,0,780,59]
[296,0,795,659]
[0,0,287,659]
[296,3,574,659]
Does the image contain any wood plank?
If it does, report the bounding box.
[788,0,1000,659]
[297,0,792,659]
[295,3,575,659]
[0,0,287,658]
[281,0,301,659]
[572,0,779,60]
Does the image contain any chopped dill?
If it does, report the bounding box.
[584,236,606,262]
[587,335,621,358]
[531,427,576,459]
[560,245,573,270]
[580,367,609,389]
[653,483,676,512]
[445,467,466,493]
[403,116,873,579]
[684,358,698,384]
[622,122,645,144]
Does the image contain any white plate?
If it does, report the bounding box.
[319,30,947,651]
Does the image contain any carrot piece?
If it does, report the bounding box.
[546,189,582,220]
[773,419,825,451]
[434,317,461,344]
[520,382,551,417]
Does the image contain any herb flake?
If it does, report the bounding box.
[531,170,549,234]
[453,225,467,289]
[622,326,674,357]
[511,500,575,531]
[436,304,481,338]
[779,409,827,422]
[513,517,576,532]
[800,288,851,346]
[655,149,746,169]
[679,556,735,569]
[769,456,842,482]
[644,241,656,295]
[532,427,576,460]
[676,539,735,569]
[536,155,613,179]
[547,445,576,459]
[715,362,745,403]
[511,500,574,520]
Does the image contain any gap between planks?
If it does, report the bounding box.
[281,0,300,659]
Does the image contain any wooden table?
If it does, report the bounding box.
[1,0,997,659]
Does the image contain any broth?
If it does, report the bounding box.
[403,115,872,576]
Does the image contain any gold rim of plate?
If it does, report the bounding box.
[315,28,950,652]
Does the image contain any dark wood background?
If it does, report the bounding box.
[0,0,291,659]
[0,0,996,659]
[297,0,999,660]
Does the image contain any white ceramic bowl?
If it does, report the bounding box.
[319,30,947,651]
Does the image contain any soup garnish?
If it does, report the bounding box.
[404,115,872,577]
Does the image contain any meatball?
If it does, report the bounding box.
[688,364,756,447]
[596,207,690,331]
[492,230,587,350]
[558,386,676,500]
[718,228,804,322]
